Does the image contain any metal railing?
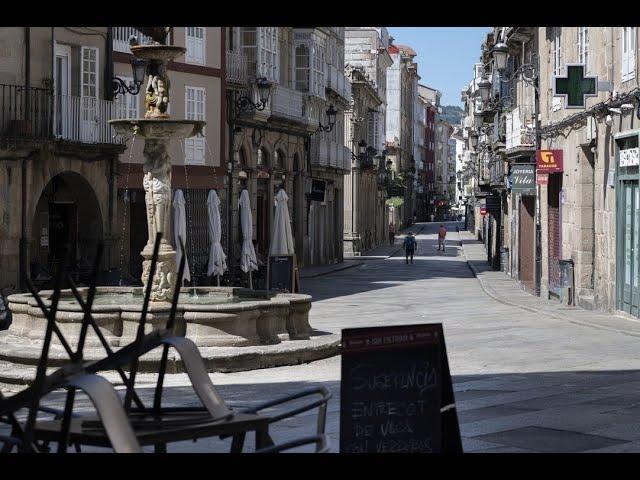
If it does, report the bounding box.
[327,65,351,101]
[0,84,53,144]
[505,106,535,150]
[54,95,123,144]
[113,27,152,53]
[226,50,247,85]
[270,85,308,123]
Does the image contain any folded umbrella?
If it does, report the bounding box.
[206,190,227,277]
[270,189,295,256]
[173,189,191,284]
[239,189,258,274]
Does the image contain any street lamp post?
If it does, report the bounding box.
[318,105,338,133]
[226,77,273,273]
[112,57,147,99]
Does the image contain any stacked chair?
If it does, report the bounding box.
[0,233,331,453]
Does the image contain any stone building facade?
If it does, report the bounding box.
[386,43,419,228]
[226,27,351,274]
[343,27,392,255]
[0,27,125,294]
[463,26,640,318]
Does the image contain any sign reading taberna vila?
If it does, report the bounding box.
[509,164,536,195]
[536,149,564,173]
[553,64,597,108]
[340,323,462,453]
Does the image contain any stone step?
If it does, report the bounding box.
[0,330,341,390]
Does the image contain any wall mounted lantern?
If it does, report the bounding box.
[112,57,147,99]
[318,104,338,132]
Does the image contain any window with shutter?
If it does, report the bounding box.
[553,27,562,76]
[185,27,205,65]
[241,27,257,78]
[184,86,206,165]
[622,27,636,82]
[312,41,326,98]
[258,27,278,82]
[81,46,98,98]
[627,27,636,80]
[577,27,589,73]
[295,44,310,92]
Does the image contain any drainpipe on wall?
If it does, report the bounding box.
[19,28,31,292]
[106,28,114,101]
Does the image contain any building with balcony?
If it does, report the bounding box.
[224,27,349,273]
[385,42,419,228]
[0,27,126,293]
[463,26,640,318]
[343,27,392,255]
[112,27,225,285]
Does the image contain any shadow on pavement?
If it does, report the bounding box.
[16,368,640,452]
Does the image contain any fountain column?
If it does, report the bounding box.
[141,137,176,301]
[110,38,204,303]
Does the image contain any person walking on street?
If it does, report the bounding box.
[388,223,396,246]
[404,232,417,264]
[438,224,447,251]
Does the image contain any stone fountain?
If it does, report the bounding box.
[0,31,339,387]
[110,35,204,302]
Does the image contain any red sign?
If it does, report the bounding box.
[480,207,487,216]
[536,149,563,173]
[536,172,549,185]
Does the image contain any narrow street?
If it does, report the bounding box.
[30,222,640,452]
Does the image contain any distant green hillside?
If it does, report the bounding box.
[440,105,464,126]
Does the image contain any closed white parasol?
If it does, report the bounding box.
[206,189,227,282]
[172,189,191,284]
[269,188,295,256]
[239,189,258,282]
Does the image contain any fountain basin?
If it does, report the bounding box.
[130,44,186,62]
[6,287,313,348]
[109,119,205,140]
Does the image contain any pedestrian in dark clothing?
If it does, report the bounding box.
[388,223,396,245]
[404,232,417,264]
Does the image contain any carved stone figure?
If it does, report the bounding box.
[145,62,170,119]
[140,138,176,302]
[142,139,172,244]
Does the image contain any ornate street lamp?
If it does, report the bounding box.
[358,139,367,156]
[112,57,147,99]
[478,76,492,102]
[236,77,272,114]
[469,131,479,149]
[318,104,338,132]
[491,42,509,73]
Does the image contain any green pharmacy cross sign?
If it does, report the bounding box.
[554,64,598,108]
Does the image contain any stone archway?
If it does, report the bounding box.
[30,171,103,283]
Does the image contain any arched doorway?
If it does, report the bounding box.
[30,171,103,284]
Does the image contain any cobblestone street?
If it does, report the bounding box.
[14,222,640,452]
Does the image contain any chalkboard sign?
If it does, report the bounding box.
[340,323,462,453]
[268,254,295,292]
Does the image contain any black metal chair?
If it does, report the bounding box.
[7,234,330,453]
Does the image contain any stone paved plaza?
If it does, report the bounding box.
[7,222,640,452]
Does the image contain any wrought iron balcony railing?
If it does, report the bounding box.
[0,84,52,144]
[0,84,125,147]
